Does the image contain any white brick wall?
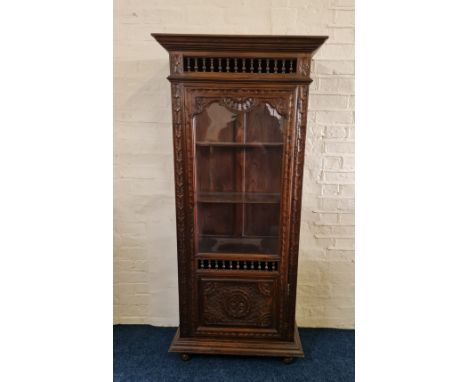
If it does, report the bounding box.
[114,0,355,328]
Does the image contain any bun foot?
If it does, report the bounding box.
[180,353,191,361]
[282,356,295,364]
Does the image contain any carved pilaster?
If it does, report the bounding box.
[286,85,309,337]
[171,83,190,336]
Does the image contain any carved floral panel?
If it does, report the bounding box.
[199,279,276,329]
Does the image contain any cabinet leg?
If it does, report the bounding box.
[180,353,191,361]
[282,356,295,364]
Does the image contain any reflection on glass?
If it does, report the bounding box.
[194,100,284,254]
[196,102,237,142]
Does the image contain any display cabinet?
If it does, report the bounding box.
[152,34,327,362]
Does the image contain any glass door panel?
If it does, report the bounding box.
[194,100,284,255]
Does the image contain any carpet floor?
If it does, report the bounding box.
[114,325,354,382]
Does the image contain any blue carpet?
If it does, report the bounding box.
[114,325,354,382]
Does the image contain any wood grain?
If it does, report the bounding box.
[156,34,327,359]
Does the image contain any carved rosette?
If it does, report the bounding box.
[259,312,273,327]
[258,282,273,297]
[203,281,216,296]
[192,97,212,116]
[201,281,275,330]
[266,98,289,117]
[170,53,184,74]
[223,290,251,318]
[298,57,311,77]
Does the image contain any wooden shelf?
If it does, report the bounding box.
[198,235,278,254]
[197,192,280,204]
[196,141,283,148]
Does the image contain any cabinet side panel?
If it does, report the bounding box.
[171,83,192,337]
[287,85,309,340]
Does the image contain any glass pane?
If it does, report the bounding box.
[194,100,284,255]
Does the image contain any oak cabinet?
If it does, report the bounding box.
[152,34,327,361]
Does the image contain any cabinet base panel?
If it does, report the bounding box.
[169,324,304,358]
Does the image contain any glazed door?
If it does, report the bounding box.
[186,86,296,340]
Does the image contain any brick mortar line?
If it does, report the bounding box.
[309,108,355,112]
[315,74,355,78]
[318,182,354,186]
[314,234,355,237]
[327,23,355,28]
[320,41,354,45]
[313,58,355,62]
[318,196,354,199]
[321,139,355,143]
[313,223,355,227]
[311,210,354,213]
[310,91,355,95]
[321,154,355,158]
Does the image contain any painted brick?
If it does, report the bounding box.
[316,44,355,60]
[318,77,355,93]
[321,184,340,196]
[332,0,354,7]
[314,225,354,237]
[320,197,354,211]
[271,8,298,34]
[314,60,355,75]
[334,10,355,26]
[309,94,348,109]
[342,155,355,170]
[316,110,354,124]
[324,126,348,138]
[323,171,354,184]
[326,249,355,258]
[339,213,355,225]
[318,213,340,225]
[339,184,355,196]
[223,8,271,27]
[331,27,355,43]
[324,141,355,154]
[332,238,355,250]
[323,156,342,170]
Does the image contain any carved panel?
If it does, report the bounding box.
[221,97,256,112]
[199,279,276,329]
[297,57,311,77]
[191,91,291,118]
[170,53,184,74]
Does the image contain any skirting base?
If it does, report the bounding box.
[169,323,304,358]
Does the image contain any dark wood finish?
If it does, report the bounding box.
[152,33,327,53]
[153,34,327,360]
